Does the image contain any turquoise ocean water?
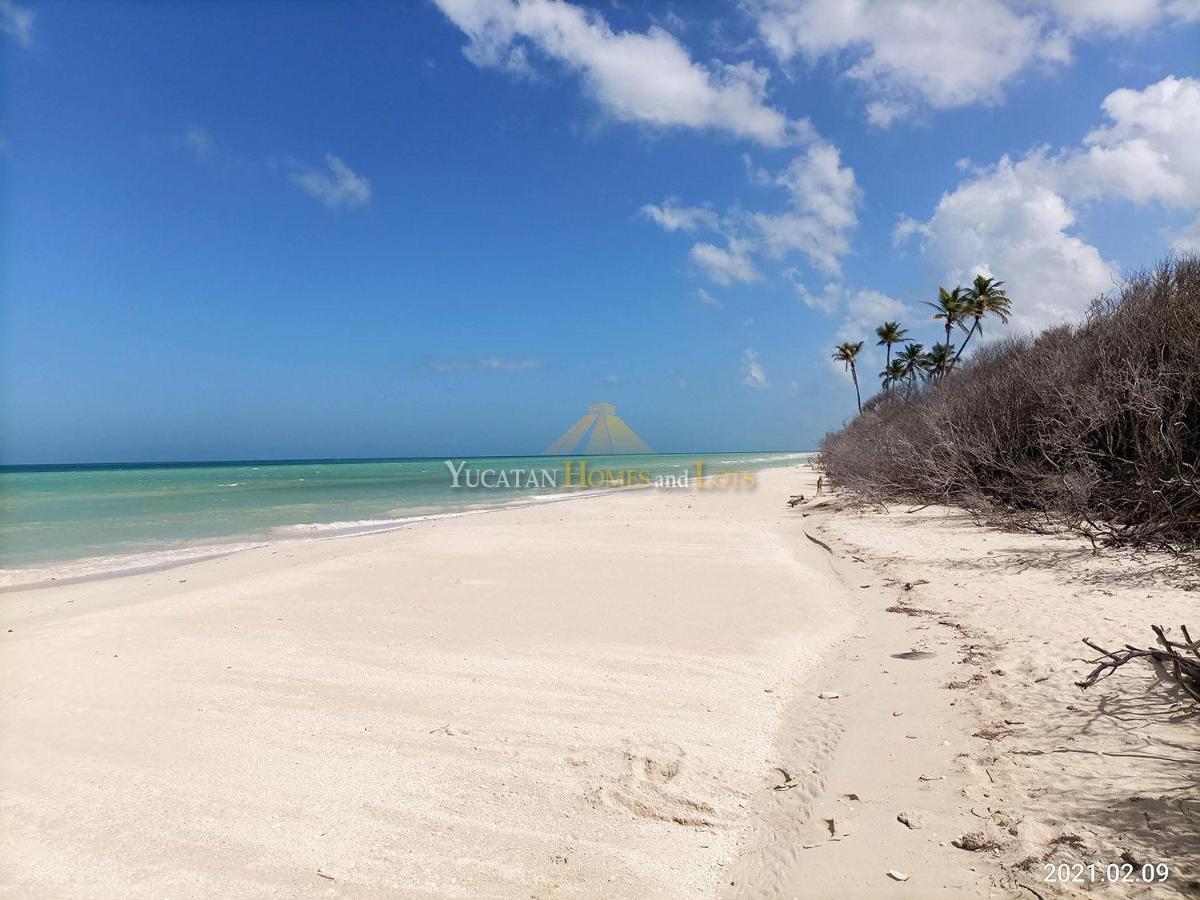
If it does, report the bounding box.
[0,452,809,586]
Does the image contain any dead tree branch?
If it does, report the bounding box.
[1076,625,1200,705]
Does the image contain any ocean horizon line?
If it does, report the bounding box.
[0,449,814,473]
[0,452,814,578]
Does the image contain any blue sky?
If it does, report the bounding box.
[2,0,1198,463]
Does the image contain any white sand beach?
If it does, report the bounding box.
[2,465,1196,898]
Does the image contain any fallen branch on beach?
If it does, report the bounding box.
[804,531,834,554]
[1076,625,1200,706]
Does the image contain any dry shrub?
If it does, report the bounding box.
[819,255,1200,551]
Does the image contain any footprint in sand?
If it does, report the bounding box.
[591,741,725,829]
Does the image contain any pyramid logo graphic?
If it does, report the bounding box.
[545,403,653,455]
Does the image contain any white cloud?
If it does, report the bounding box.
[433,356,542,371]
[605,372,620,382]
[788,276,847,313]
[645,142,860,284]
[289,154,371,209]
[640,202,719,232]
[0,0,33,47]
[434,0,807,145]
[1170,0,1200,20]
[741,348,770,388]
[866,100,908,128]
[841,288,911,329]
[901,76,1200,332]
[748,0,1195,125]
[1064,75,1200,208]
[751,0,1058,120]
[696,288,723,307]
[1046,0,1199,32]
[690,239,760,284]
[891,213,929,248]
[753,142,860,275]
[913,156,1120,332]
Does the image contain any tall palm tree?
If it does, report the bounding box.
[953,275,1011,364]
[925,342,955,379]
[832,341,864,412]
[896,342,925,396]
[875,321,908,388]
[881,359,907,393]
[924,286,967,349]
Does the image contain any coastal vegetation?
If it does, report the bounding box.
[820,255,1200,552]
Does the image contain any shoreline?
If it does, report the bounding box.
[2,463,1194,897]
[0,454,813,591]
[1,464,850,897]
[0,483,654,592]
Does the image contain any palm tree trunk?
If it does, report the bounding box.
[850,364,861,412]
[885,345,892,393]
[952,317,980,365]
[939,322,952,377]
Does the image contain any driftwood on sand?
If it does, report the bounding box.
[1076,625,1200,705]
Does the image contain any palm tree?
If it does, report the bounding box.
[896,342,925,396]
[924,286,967,349]
[925,342,955,378]
[953,275,1011,364]
[881,359,907,393]
[875,321,908,388]
[832,341,864,412]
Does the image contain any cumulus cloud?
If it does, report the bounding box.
[899,76,1200,331]
[748,0,1194,124]
[1063,75,1200,211]
[891,213,928,248]
[865,100,907,128]
[690,239,760,285]
[1046,0,1200,32]
[788,276,847,313]
[753,142,860,275]
[915,156,1120,331]
[289,154,371,209]
[840,288,911,329]
[741,348,770,388]
[640,202,719,233]
[434,0,807,145]
[751,0,1059,122]
[644,142,860,285]
[0,0,33,47]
